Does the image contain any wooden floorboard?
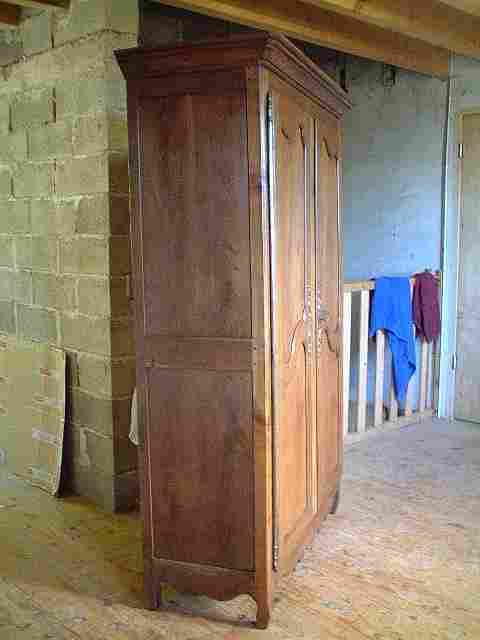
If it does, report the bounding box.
[0,417,479,638]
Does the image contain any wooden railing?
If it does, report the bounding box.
[343,278,439,439]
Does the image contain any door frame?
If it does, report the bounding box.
[434,70,453,420]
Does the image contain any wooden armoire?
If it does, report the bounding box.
[116,32,350,628]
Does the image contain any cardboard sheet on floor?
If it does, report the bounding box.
[0,335,66,495]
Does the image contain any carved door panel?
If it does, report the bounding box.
[315,119,342,507]
[268,89,317,573]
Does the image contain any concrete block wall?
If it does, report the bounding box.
[0,0,138,511]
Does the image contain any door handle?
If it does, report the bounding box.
[317,319,340,358]
[286,311,308,363]
[324,324,340,358]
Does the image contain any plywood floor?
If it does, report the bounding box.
[1,418,479,639]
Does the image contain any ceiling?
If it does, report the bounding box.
[441,0,480,17]
[2,0,480,77]
[0,1,67,26]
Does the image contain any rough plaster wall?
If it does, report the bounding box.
[343,59,447,281]
[342,59,448,412]
[440,55,480,418]
[0,0,139,511]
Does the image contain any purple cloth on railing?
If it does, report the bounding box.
[413,272,440,343]
[369,277,416,404]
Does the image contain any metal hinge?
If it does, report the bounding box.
[266,93,273,123]
[458,143,464,159]
[452,353,457,370]
[273,541,279,570]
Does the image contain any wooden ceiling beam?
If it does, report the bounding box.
[2,0,68,9]
[301,0,480,60]
[440,0,480,18]
[0,2,20,27]
[153,0,450,78]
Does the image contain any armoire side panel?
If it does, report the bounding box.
[148,369,255,571]
[139,91,251,338]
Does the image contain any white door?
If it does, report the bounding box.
[455,113,480,422]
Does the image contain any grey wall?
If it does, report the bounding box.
[343,58,448,282]
[341,58,448,414]
[341,54,480,419]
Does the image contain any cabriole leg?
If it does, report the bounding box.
[256,592,272,629]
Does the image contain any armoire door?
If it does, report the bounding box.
[268,85,318,574]
[315,117,342,506]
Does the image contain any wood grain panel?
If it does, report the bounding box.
[140,90,251,339]
[144,336,253,371]
[148,369,254,571]
[152,558,255,601]
[140,69,246,98]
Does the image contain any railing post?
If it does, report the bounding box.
[426,341,434,410]
[342,290,352,436]
[432,339,440,411]
[419,339,429,412]
[357,289,369,433]
[389,380,399,421]
[404,363,415,417]
[405,280,415,417]
[374,330,385,427]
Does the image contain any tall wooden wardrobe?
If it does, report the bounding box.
[116,33,350,628]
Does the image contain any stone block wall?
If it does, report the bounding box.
[0,1,138,511]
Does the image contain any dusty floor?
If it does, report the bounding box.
[0,418,479,639]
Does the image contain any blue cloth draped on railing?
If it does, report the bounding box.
[369,277,416,405]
